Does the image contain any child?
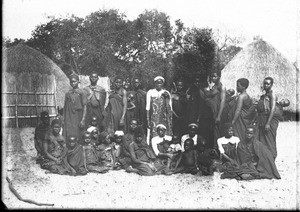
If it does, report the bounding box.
[217,123,240,170]
[125,92,136,133]
[34,111,51,163]
[87,116,99,131]
[276,98,290,120]
[173,138,199,175]
[90,128,101,146]
[197,137,219,176]
[113,131,124,159]
[82,131,109,173]
[96,131,116,170]
[66,136,87,175]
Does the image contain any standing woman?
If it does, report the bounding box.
[63,73,87,140]
[201,70,226,148]
[103,77,127,133]
[257,77,280,159]
[146,76,173,144]
[229,78,256,143]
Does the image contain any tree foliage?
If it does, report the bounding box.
[3,9,243,88]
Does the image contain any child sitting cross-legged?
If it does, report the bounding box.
[82,131,109,173]
[111,130,124,170]
[96,131,117,170]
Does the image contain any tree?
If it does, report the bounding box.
[172,27,219,85]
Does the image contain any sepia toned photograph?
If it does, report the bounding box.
[2,0,299,209]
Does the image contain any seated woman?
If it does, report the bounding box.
[96,131,117,170]
[65,136,87,175]
[82,131,109,173]
[151,124,178,172]
[34,111,51,163]
[172,138,199,175]
[217,123,240,171]
[220,126,281,180]
[127,126,170,176]
[40,119,74,175]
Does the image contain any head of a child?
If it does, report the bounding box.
[156,124,166,138]
[171,135,180,145]
[188,123,198,137]
[184,138,194,151]
[114,130,124,144]
[223,123,234,139]
[67,136,78,149]
[129,119,138,133]
[127,92,134,102]
[245,126,256,143]
[279,99,290,107]
[40,111,50,126]
[198,137,208,153]
[90,116,98,127]
[134,126,144,144]
[83,131,92,145]
[226,89,235,97]
[51,119,62,136]
[91,128,99,141]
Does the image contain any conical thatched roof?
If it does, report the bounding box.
[3,44,70,108]
[221,39,298,112]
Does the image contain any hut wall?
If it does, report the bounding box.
[3,72,57,128]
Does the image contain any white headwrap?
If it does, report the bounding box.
[114,130,124,137]
[87,126,97,133]
[156,124,167,130]
[188,123,199,129]
[154,76,165,83]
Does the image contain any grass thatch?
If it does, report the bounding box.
[221,39,298,112]
[3,44,70,108]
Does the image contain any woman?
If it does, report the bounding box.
[103,77,127,133]
[171,79,188,138]
[127,126,169,176]
[41,119,74,175]
[228,78,256,143]
[257,77,280,159]
[146,76,172,143]
[63,73,87,140]
[200,70,226,148]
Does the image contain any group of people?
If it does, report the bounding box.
[33,70,290,179]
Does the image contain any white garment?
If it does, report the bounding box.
[180,134,198,152]
[217,136,240,154]
[151,135,172,156]
[146,89,172,111]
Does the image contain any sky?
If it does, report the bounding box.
[3,0,299,62]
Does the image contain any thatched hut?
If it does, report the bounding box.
[221,39,299,114]
[2,44,70,128]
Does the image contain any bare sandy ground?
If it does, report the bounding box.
[1,122,299,209]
